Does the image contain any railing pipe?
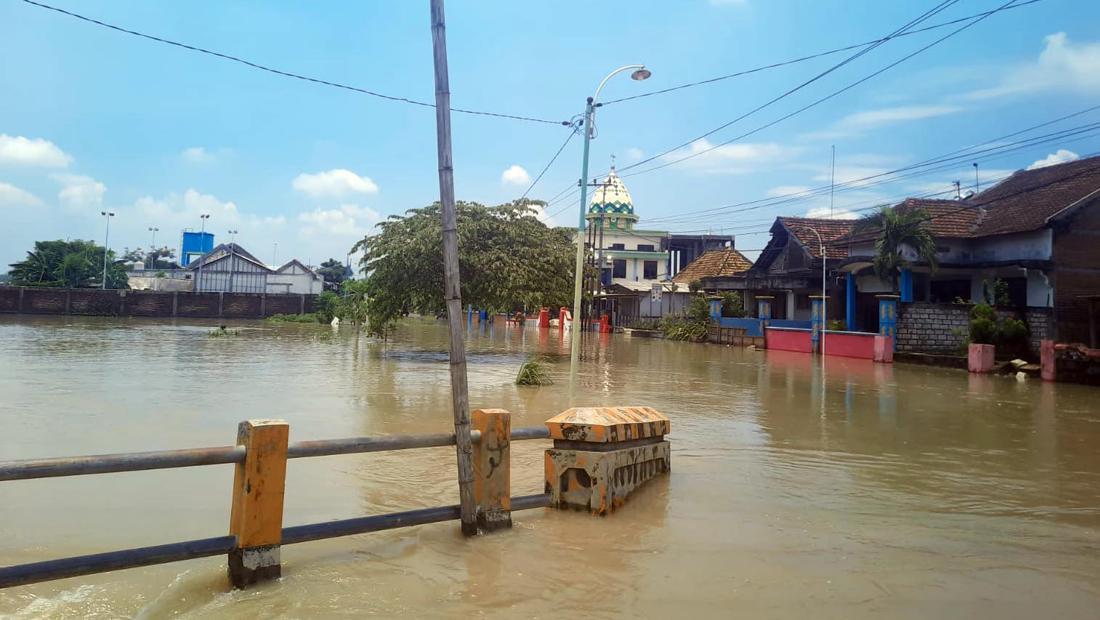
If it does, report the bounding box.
[0,428,551,482]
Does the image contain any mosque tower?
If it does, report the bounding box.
[586,162,638,231]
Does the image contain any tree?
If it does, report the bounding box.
[350,199,575,336]
[854,206,938,291]
[8,240,128,288]
[317,258,348,286]
[146,246,177,270]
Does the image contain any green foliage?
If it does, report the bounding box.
[983,278,1011,307]
[314,290,340,324]
[351,199,575,337]
[686,294,711,323]
[515,357,553,386]
[154,271,167,278]
[628,318,661,331]
[660,293,712,341]
[720,291,746,318]
[208,326,240,337]
[969,302,1029,348]
[8,239,128,289]
[265,313,320,324]
[317,258,348,286]
[854,206,938,291]
[688,279,702,294]
[827,319,846,331]
[339,279,372,331]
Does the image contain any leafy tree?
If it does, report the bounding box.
[121,247,145,263]
[147,246,178,270]
[854,206,938,292]
[350,199,575,336]
[317,258,348,286]
[721,291,746,317]
[8,240,128,289]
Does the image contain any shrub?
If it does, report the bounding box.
[266,313,320,324]
[721,291,746,318]
[314,290,340,323]
[515,358,552,386]
[969,317,997,345]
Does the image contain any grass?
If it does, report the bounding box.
[265,313,321,324]
[208,326,240,337]
[515,357,553,386]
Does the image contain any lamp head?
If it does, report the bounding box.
[631,67,652,81]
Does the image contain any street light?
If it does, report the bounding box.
[805,226,827,370]
[196,213,210,292]
[100,211,115,289]
[148,227,159,270]
[569,64,651,385]
[227,229,239,293]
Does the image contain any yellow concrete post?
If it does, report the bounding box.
[544,407,670,515]
[228,419,289,588]
[472,408,511,532]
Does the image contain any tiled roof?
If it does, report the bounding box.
[845,199,982,244]
[673,249,754,283]
[778,217,856,259]
[970,155,1100,236]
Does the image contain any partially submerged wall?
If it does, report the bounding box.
[0,287,316,319]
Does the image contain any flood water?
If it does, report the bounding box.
[1,315,1098,618]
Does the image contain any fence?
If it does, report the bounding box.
[0,411,549,589]
[0,287,316,319]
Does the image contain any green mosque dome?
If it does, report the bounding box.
[587,166,639,230]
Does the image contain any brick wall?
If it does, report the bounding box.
[1051,200,1100,343]
[0,287,316,319]
[897,302,1050,356]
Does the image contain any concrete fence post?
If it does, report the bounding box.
[218,292,225,318]
[471,408,511,532]
[228,419,289,588]
[544,407,670,515]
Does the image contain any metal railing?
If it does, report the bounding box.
[0,424,551,589]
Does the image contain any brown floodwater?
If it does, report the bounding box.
[0,315,1098,618]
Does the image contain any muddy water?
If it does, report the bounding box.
[0,315,1098,618]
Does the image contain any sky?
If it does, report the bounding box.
[1,0,1099,269]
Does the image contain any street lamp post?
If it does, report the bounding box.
[805,227,827,368]
[100,211,115,289]
[569,64,651,386]
[196,214,210,292]
[148,227,159,270]
[227,229,239,293]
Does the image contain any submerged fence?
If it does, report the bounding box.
[0,411,549,589]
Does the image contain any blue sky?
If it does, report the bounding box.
[1,0,1099,268]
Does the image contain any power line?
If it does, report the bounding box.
[520,121,581,200]
[616,0,965,175]
[620,0,1027,179]
[21,0,569,126]
[600,0,1041,107]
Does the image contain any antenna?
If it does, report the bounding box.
[829,145,836,218]
[973,162,980,194]
[954,180,962,199]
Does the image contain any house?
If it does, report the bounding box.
[186,243,325,295]
[702,217,855,322]
[267,260,325,295]
[842,155,1100,342]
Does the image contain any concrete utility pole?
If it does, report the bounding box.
[100,211,115,289]
[227,229,239,293]
[196,214,210,292]
[430,0,477,537]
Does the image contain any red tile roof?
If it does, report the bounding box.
[778,217,856,259]
[845,199,982,244]
[672,249,754,284]
[971,155,1100,236]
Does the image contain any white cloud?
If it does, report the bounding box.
[767,185,811,197]
[52,173,106,209]
[0,182,42,207]
[501,164,531,186]
[0,134,72,168]
[181,147,214,164]
[660,139,798,174]
[298,204,381,237]
[806,104,963,140]
[624,147,645,161]
[292,169,379,198]
[1027,149,1079,170]
[804,207,859,220]
[966,33,1100,100]
[136,188,242,224]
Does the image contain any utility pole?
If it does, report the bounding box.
[148,227,159,269]
[100,211,115,289]
[227,229,239,293]
[196,214,210,292]
[973,162,980,194]
[430,0,477,537]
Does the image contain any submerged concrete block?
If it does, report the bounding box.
[544,407,670,515]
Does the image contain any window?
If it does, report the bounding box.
[643,260,658,279]
[610,243,625,250]
[636,244,655,252]
[612,259,627,278]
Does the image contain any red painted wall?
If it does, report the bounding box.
[822,331,877,360]
[765,328,812,353]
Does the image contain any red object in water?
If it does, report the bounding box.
[968,343,996,373]
[559,307,569,328]
[538,307,550,329]
[765,328,813,353]
[599,313,611,333]
[1040,339,1056,381]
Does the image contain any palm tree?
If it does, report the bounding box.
[854,206,938,292]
